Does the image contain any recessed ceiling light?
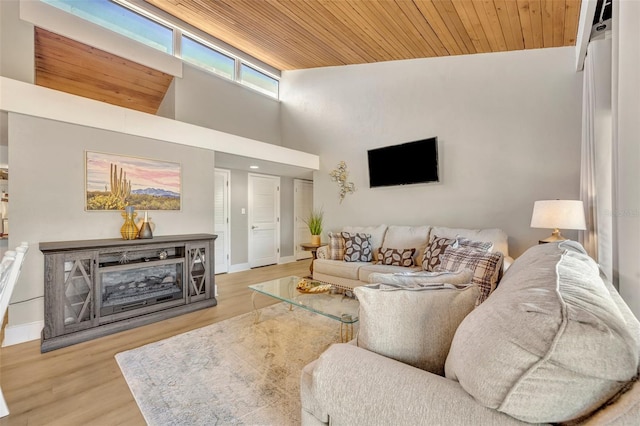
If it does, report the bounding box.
[249,165,259,169]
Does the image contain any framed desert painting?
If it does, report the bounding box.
[85,151,181,211]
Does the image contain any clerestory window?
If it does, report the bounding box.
[181,36,235,81]
[42,0,173,54]
[240,64,279,99]
[41,0,280,99]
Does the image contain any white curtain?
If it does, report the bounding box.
[579,39,613,282]
[579,46,598,260]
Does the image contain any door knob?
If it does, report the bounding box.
[251,225,257,229]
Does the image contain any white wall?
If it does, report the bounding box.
[7,113,216,340]
[280,47,583,257]
[0,0,34,83]
[175,64,281,145]
[230,169,249,267]
[613,0,640,318]
[169,63,296,264]
[170,64,295,266]
[280,177,294,258]
[0,112,7,152]
[156,78,176,119]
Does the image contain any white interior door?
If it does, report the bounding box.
[248,173,280,268]
[214,169,230,274]
[294,179,313,260]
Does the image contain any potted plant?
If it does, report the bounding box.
[305,208,323,245]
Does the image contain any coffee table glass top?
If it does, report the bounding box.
[249,276,359,324]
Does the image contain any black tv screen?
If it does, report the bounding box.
[367,137,439,188]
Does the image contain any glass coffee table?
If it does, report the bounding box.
[249,276,359,342]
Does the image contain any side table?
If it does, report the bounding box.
[300,242,327,278]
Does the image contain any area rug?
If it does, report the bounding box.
[116,303,347,425]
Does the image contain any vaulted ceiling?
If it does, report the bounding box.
[33,0,583,114]
[145,0,582,71]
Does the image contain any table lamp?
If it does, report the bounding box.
[530,200,586,243]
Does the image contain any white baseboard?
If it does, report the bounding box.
[228,263,250,273]
[278,255,296,264]
[227,257,298,273]
[2,320,43,347]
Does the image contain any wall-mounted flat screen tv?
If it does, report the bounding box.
[367,137,439,188]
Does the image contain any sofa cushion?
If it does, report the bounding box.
[382,225,431,264]
[378,247,416,267]
[327,232,345,260]
[367,269,474,287]
[457,237,493,252]
[436,246,503,304]
[445,241,640,423]
[342,232,373,262]
[355,283,479,376]
[422,234,457,271]
[358,264,422,282]
[342,225,387,261]
[314,259,366,280]
[431,226,509,257]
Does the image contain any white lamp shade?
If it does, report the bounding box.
[530,200,586,230]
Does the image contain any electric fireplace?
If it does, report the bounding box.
[41,234,217,352]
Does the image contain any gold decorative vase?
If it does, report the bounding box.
[311,234,321,246]
[120,206,138,240]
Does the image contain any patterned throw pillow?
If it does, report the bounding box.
[422,235,457,271]
[457,237,493,252]
[341,232,373,262]
[378,247,416,267]
[456,238,501,284]
[327,232,345,260]
[435,246,504,304]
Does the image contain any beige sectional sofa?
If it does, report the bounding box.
[301,241,640,425]
[313,224,514,290]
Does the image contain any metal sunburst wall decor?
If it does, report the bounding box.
[329,161,356,203]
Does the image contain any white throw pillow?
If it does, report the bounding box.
[456,237,493,252]
[383,225,431,264]
[368,269,473,287]
[355,283,479,376]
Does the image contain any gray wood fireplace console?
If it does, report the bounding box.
[40,234,217,352]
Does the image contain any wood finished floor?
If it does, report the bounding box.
[0,259,311,425]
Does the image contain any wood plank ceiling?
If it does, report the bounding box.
[145,0,582,71]
[34,28,174,114]
[32,1,582,114]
